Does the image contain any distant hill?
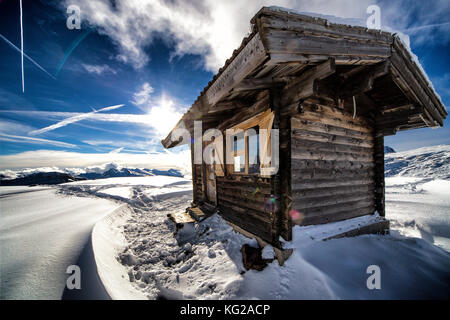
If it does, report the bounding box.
[385,145,450,180]
[0,172,83,186]
[77,167,183,179]
[384,146,396,153]
[0,163,185,186]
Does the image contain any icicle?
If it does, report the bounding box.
[352,96,357,119]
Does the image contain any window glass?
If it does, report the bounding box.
[233,132,245,173]
[247,127,260,174]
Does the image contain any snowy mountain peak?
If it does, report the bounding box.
[385,144,450,179]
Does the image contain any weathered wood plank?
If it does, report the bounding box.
[291,117,374,141]
[291,159,375,170]
[257,12,392,43]
[297,206,374,225]
[219,205,273,243]
[301,103,374,127]
[291,138,373,156]
[292,129,374,148]
[292,184,375,199]
[291,149,374,162]
[265,31,391,57]
[292,178,375,190]
[205,33,267,106]
[292,167,374,180]
[297,111,373,133]
[299,198,375,218]
[293,193,374,210]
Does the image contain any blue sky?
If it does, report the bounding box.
[0,0,449,169]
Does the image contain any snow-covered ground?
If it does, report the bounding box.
[72,155,447,300]
[0,186,120,299]
[1,145,449,300]
[92,187,449,300]
[0,175,192,300]
[87,145,449,300]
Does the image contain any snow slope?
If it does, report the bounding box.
[384,145,450,252]
[91,185,449,300]
[385,145,450,179]
[88,144,449,300]
[0,186,120,299]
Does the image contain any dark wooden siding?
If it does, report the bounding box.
[290,100,376,225]
[216,175,274,243]
[193,164,203,202]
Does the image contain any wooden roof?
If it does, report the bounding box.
[162,6,447,148]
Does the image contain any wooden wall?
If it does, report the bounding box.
[192,164,203,203]
[216,175,274,243]
[290,100,376,225]
[190,90,279,244]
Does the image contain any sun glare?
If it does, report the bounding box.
[147,95,183,137]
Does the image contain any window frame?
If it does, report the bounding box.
[226,108,274,177]
[229,126,261,176]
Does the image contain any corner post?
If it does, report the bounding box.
[374,132,385,216]
[270,87,292,244]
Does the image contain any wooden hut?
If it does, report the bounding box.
[162,7,447,247]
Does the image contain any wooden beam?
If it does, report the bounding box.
[338,61,390,98]
[205,33,267,106]
[231,77,288,93]
[281,58,336,107]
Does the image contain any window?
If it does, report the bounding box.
[232,126,260,174]
[233,131,245,173]
[248,127,260,174]
[227,109,274,176]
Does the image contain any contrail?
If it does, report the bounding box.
[20,0,24,92]
[55,29,92,77]
[403,21,450,32]
[109,147,124,154]
[29,104,125,135]
[0,133,77,148]
[0,33,56,80]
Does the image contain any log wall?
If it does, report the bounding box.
[216,175,274,243]
[290,100,376,225]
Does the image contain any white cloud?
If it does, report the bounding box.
[132,82,154,108]
[0,149,191,171]
[0,118,33,135]
[62,0,373,72]
[63,0,449,72]
[82,63,117,75]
